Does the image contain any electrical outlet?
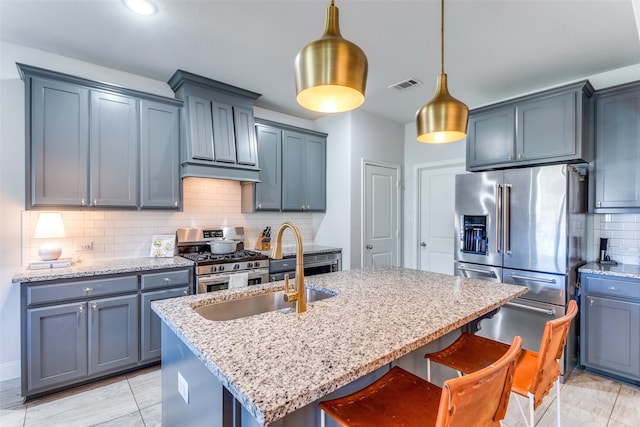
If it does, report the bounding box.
[76,240,94,252]
[178,372,189,404]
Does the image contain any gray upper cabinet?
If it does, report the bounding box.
[467,81,593,171]
[168,70,261,182]
[593,81,640,212]
[90,91,138,208]
[18,63,183,210]
[253,123,282,211]
[140,100,180,209]
[186,95,215,161]
[282,129,327,212]
[30,78,89,207]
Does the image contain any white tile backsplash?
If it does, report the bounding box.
[593,213,640,265]
[21,178,316,265]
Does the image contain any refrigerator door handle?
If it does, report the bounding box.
[495,184,502,253]
[503,184,511,254]
[505,301,556,316]
[457,265,497,277]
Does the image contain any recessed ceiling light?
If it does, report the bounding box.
[122,0,157,16]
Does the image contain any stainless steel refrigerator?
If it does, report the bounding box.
[454,164,587,375]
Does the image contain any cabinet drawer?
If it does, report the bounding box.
[28,276,138,306]
[140,269,190,290]
[583,275,640,300]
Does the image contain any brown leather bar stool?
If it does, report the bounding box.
[425,299,578,427]
[319,336,522,427]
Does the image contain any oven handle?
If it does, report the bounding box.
[505,301,556,316]
[199,269,270,284]
[457,265,497,277]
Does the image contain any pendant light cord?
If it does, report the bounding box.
[440,0,445,74]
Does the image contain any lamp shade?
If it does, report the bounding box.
[34,213,65,261]
[294,1,368,113]
[416,73,469,144]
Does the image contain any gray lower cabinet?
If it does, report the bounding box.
[282,129,327,212]
[22,267,192,399]
[140,100,181,209]
[18,63,182,210]
[580,274,640,382]
[593,81,640,212]
[140,269,191,363]
[466,80,593,171]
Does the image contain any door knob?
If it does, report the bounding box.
[420,242,426,247]
[366,244,373,250]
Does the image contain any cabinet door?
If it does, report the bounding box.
[88,294,139,375]
[140,287,189,362]
[466,107,515,170]
[30,78,89,207]
[583,295,640,379]
[90,91,138,207]
[282,131,306,211]
[187,96,215,161]
[27,302,88,392]
[305,135,326,211]
[234,106,258,166]
[594,87,640,210]
[211,101,236,163]
[517,91,576,162]
[255,125,282,210]
[140,100,180,209]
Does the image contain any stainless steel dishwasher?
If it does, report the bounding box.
[269,251,342,281]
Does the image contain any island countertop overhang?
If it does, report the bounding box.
[152,267,527,425]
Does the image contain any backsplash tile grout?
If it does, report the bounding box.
[21,178,316,265]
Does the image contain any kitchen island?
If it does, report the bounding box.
[152,266,527,426]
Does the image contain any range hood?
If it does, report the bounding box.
[168,69,262,183]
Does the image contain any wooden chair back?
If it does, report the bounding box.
[435,336,522,427]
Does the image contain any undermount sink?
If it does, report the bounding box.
[194,287,335,321]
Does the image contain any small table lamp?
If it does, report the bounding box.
[34,213,66,260]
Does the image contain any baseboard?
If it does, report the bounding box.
[0,359,20,382]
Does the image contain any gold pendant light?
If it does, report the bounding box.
[294,0,368,113]
[416,0,469,143]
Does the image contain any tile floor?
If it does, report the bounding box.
[0,366,638,426]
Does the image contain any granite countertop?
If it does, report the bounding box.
[12,256,194,283]
[579,262,640,280]
[152,266,527,425]
[256,244,342,258]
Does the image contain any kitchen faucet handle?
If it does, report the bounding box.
[283,274,298,303]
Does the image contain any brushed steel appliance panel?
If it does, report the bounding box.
[503,165,568,274]
[503,268,566,306]
[454,171,502,267]
[454,261,502,282]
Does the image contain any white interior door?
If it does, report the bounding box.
[418,162,465,274]
[363,162,400,268]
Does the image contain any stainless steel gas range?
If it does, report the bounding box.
[176,227,270,294]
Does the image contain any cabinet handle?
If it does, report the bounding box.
[81,198,86,206]
[607,286,618,291]
[183,290,188,295]
[589,298,594,306]
[93,199,98,206]
[596,201,602,208]
[79,305,85,312]
[517,153,523,159]
[508,155,513,161]
[91,303,98,310]
[164,277,172,283]
[84,287,93,292]
[174,201,178,208]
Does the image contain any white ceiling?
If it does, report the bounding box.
[2,0,639,124]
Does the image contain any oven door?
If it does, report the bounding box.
[197,269,269,294]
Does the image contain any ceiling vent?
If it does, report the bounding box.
[388,78,423,91]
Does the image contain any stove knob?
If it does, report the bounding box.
[219,265,225,272]
[247,262,253,268]
[233,264,240,270]
[211,266,217,273]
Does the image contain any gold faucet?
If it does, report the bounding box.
[271,221,306,313]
